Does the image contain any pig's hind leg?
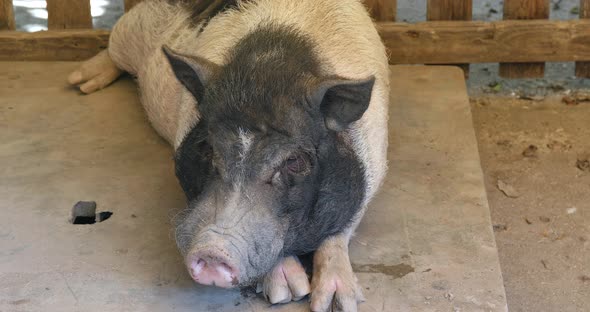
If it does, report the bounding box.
[68,49,123,94]
[260,256,311,304]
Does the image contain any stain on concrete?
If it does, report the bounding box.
[115,248,128,254]
[0,230,14,240]
[206,303,223,311]
[10,299,30,305]
[352,263,415,278]
[432,279,451,291]
[0,245,28,256]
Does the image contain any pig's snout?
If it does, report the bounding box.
[187,248,240,288]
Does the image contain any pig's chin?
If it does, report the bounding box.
[231,254,285,289]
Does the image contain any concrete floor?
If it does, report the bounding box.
[0,63,507,311]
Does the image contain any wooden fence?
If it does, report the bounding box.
[1,0,590,79]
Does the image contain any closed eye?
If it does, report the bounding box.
[286,155,307,174]
[284,153,311,175]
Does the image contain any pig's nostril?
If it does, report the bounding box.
[215,262,233,280]
[190,259,206,279]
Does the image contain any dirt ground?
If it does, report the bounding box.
[471,95,590,312]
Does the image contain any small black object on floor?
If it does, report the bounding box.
[71,201,113,224]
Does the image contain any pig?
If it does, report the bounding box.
[68,0,389,311]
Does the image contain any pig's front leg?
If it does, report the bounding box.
[260,256,311,304]
[310,234,364,312]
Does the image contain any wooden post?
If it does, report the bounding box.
[124,0,142,12]
[427,0,472,20]
[499,0,549,78]
[427,0,472,78]
[364,0,397,21]
[0,0,15,30]
[576,0,590,78]
[47,0,93,29]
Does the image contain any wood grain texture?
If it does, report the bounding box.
[124,0,143,12]
[364,0,397,21]
[503,0,549,18]
[0,30,109,61]
[378,20,590,64]
[427,0,472,20]
[47,0,93,29]
[427,0,472,77]
[500,0,550,78]
[576,0,590,78]
[0,0,15,30]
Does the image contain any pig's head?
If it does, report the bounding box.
[162,26,374,288]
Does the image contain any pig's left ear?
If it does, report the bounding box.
[310,76,375,132]
[162,45,219,102]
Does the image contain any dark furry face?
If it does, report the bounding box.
[165,24,373,284]
[196,77,327,255]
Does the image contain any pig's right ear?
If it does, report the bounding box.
[310,76,375,132]
[162,45,219,102]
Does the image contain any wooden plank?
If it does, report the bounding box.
[364,0,397,21]
[576,0,590,78]
[47,0,93,29]
[124,0,142,12]
[3,20,590,63]
[0,30,109,61]
[427,0,472,78]
[499,0,549,78]
[0,0,15,30]
[377,20,590,64]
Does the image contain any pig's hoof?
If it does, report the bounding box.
[260,256,310,304]
[310,260,364,312]
[68,49,123,94]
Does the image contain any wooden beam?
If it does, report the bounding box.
[3,20,590,63]
[427,0,472,78]
[499,0,549,78]
[576,0,590,78]
[0,0,15,30]
[377,20,590,64]
[364,0,397,21]
[124,0,142,12]
[0,30,109,61]
[47,0,93,29]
